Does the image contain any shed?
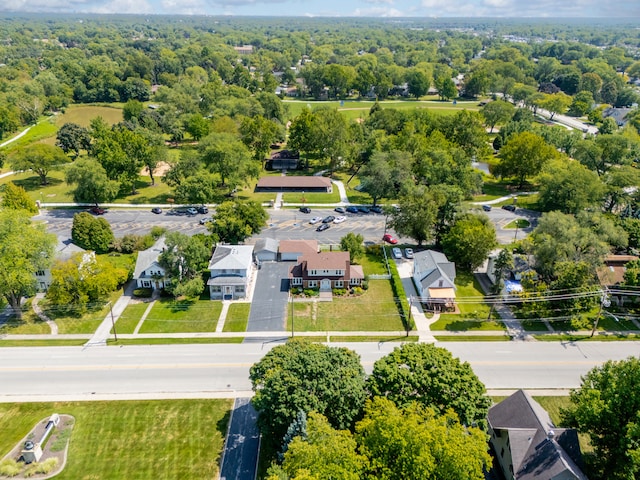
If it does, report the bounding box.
[254,238,279,262]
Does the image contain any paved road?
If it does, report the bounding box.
[247,262,290,332]
[1,341,638,402]
[478,206,540,244]
[220,397,260,480]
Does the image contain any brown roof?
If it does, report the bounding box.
[256,176,331,188]
[300,251,350,270]
[597,255,638,286]
[279,240,318,255]
[350,265,365,280]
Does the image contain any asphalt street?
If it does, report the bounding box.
[220,397,260,480]
[1,341,638,402]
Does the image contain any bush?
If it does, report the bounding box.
[303,288,319,297]
[365,244,382,256]
[332,288,347,296]
[0,459,21,477]
[361,279,369,290]
[351,287,364,296]
[133,288,153,298]
[24,458,58,476]
[111,234,150,254]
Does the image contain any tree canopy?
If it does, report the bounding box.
[71,212,114,254]
[441,213,497,272]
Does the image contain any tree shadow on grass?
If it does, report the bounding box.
[167,299,195,313]
[12,175,64,192]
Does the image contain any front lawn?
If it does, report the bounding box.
[46,289,124,334]
[223,303,250,332]
[138,299,222,333]
[114,302,150,334]
[0,399,231,480]
[282,189,341,204]
[0,300,51,335]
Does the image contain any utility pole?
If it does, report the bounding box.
[407,296,413,337]
[109,301,118,342]
[290,293,294,337]
[591,290,610,338]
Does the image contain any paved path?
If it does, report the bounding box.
[31,293,58,335]
[394,259,437,342]
[475,273,527,339]
[216,301,231,333]
[0,125,32,148]
[85,281,136,346]
[133,301,155,335]
[219,398,261,480]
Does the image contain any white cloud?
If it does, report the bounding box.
[90,0,153,14]
[352,6,403,16]
[362,0,395,5]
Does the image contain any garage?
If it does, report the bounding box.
[254,238,279,263]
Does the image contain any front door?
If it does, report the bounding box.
[320,279,331,291]
[224,286,234,300]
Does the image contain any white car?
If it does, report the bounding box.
[186,207,198,215]
[392,247,403,259]
[333,216,346,224]
[309,217,323,224]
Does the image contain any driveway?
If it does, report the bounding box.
[219,397,260,480]
[247,262,291,332]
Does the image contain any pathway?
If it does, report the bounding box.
[31,293,58,335]
[313,169,350,204]
[394,259,436,342]
[219,397,261,480]
[0,125,32,148]
[85,281,136,346]
[132,301,156,335]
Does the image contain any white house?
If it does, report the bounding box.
[133,237,171,290]
[35,239,94,291]
[412,250,456,311]
[207,245,254,300]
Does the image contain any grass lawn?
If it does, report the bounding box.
[223,303,250,332]
[98,252,137,277]
[55,105,123,128]
[282,189,341,204]
[357,249,389,276]
[473,180,511,201]
[435,335,510,341]
[46,289,125,334]
[114,302,150,334]
[430,272,505,331]
[107,337,245,345]
[330,335,419,342]
[139,299,222,333]
[504,219,530,229]
[0,301,51,335]
[289,281,404,331]
[0,339,88,347]
[0,399,231,480]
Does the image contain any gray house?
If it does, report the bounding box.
[488,390,587,480]
[254,238,279,263]
[133,237,170,290]
[207,245,254,300]
[412,250,456,310]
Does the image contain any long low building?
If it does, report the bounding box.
[255,176,332,192]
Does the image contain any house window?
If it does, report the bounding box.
[439,280,443,287]
[236,286,245,293]
[335,280,343,288]
[211,286,221,292]
[142,280,151,287]
[308,280,317,288]
[36,270,45,277]
[291,277,302,286]
[350,278,360,285]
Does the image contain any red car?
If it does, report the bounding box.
[382,233,398,244]
[90,206,106,215]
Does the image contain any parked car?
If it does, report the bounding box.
[502,204,516,212]
[482,205,492,212]
[370,206,383,214]
[299,207,311,214]
[322,215,335,223]
[346,206,360,214]
[316,223,330,232]
[186,207,198,215]
[383,233,398,244]
[89,206,105,215]
[333,216,346,224]
[199,217,212,225]
[392,247,402,259]
[404,248,414,259]
[309,216,323,224]
[151,207,162,214]
[197,205,209,214]
[334,207,346,214]
[358,206,370,214]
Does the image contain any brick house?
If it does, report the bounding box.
[289,251,364,291]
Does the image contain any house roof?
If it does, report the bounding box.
[413,250,456,291]
[133,237,167,279]
[56,238,88,262]
[597,254,638,286]
[299,251,350,270]
[256,176,331,189]
[279,239,319,256]
[208,245,254,270]
[488,390,587,480]
[603,106,632,126]
[254,237,279,254]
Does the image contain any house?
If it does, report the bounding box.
[35,239,94,291]
[233,45,254,55]
[412,250,456,311]
[279,240,319,262]
[266,150,300,171]
[597,254,638,306]
[255,176,332,193]
[289,251,364,291]
[254,238,279,263]
[207,245,254,300]
[602,106,633,127]
[488,390,587,480]
[133,237,171,290]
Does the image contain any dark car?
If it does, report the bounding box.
[151,207,162,214]
[482,205,492,212]
[370,206,383,214]
[322,215,335,223]
[346,206,360,214]
[299,207,311,214]
[316,223,330,232]
[334,207,346,214]
[358,206,370,214]
[502,204,517,212]
[90,206,105,215]
[197,205,209,214]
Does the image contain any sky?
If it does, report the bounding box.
[1,0,640,18]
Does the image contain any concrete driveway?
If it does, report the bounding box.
[246,262,291,332]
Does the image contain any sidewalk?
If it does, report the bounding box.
[85,281,136,346]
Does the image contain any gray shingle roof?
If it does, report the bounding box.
[208,245,254,271]
[254,238,279,255]
[133,237,167,280]
[413,250,456,290]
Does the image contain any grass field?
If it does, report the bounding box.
[223,303,250,332]
[0,339,88,347]
[55,105,123,128]
[107,337,245,345]
[282,189,341,204]
[114,302,150,334]
[289,280,404,331]
[0,300,51,335]
[46,289,125,334]
[138,299,222,333]
[0,399,231,480]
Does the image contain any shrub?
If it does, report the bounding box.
[0,459,21,477]
[351,287,364,296]
[332,288,347,296]
[361,279,369,290]
[111,234,149,253]
[365,244,382,256]
[133,288,153,298]
[24,458,58,476]
[303,288,319,297]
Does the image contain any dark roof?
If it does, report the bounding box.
[488,390,587,480]
[270,150,299,160]
[254,237,279,254]
[256,176,331,189]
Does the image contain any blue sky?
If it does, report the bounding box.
[2,0,640,17]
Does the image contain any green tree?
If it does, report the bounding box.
[122,99,144,122]
[66,158,120,207]
[199,132,258,191]
[56,122,90,158]
[496,131,559,188]
[209,200,267,244]
[0,105,20,140]
[340,233,364,263]
[159,232,209,297]
[10,144,68,185]
[367,343,491,429]
[434,75,457,101]
[569,90,595,117]
[250,339,367,440]
[71,212,114,254]
[0,210,56,318]
[406,68,431,99]
[356,398,490,480]
[623,259,640,286]
[268,412,367,480]
[481,100,514,133]
[1,182,37,213]
[240,115,280,164]
[562,357,640,480]
[389,186,438,246]
[441,213,497,272]
[537,160,605,214]
[183,113,210,141]
[539,92,572,120]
